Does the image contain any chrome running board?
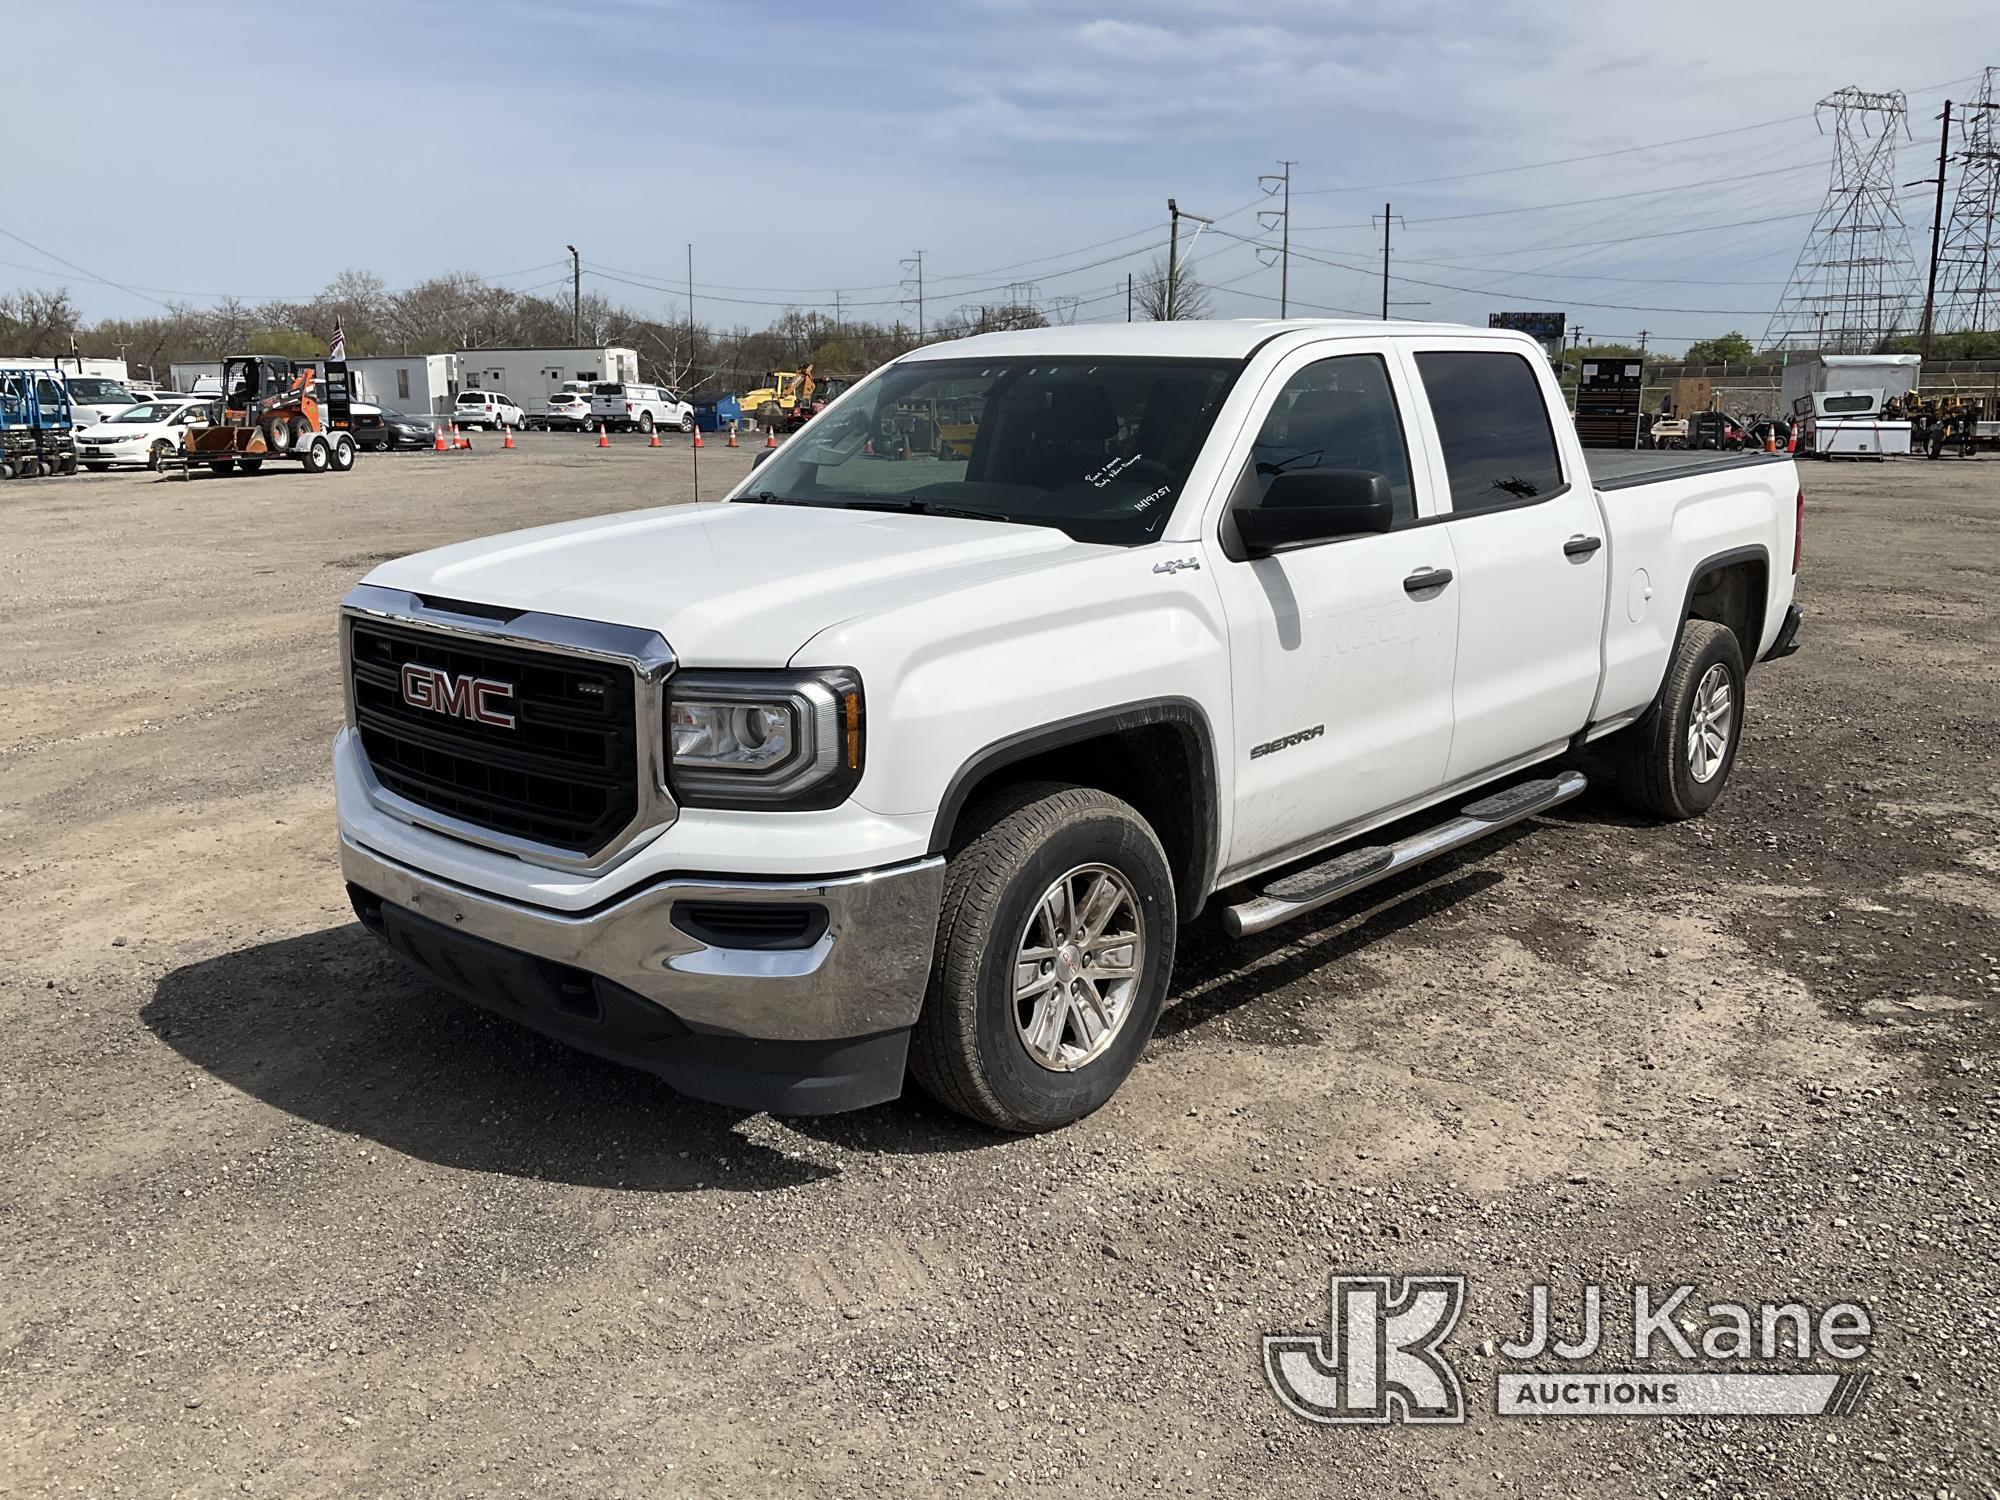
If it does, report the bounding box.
[1220,770,1588,938]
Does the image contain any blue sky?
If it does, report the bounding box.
[7,0,1994,354]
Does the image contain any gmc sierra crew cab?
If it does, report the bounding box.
[334,319,1803,1131]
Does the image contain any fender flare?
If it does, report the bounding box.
[927,696,1221,913]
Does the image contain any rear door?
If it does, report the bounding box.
[1208,342,1461,873]
[1401,341,1606,782]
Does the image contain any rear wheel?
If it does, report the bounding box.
[1606,619,1746,821]
[910,784,1176,1132]
[639,412,655,434]
[329,435,356,471]
[303,440,331,473]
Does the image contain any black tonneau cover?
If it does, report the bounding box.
[1589,449,1791,491]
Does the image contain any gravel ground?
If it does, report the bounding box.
[1,436,1995,1498]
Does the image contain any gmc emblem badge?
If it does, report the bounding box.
[399,662,517,729]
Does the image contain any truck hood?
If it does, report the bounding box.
[362,501,1089,665]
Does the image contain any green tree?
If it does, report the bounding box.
[1682,331,1754,365]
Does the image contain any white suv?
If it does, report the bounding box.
[589,381,694,434]
[452,390,526,430]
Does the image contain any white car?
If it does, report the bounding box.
[75,398,216,470]
[533,391,595,431]
[62,375,142,427]
[588,381,694,434]
[452,390,526,430]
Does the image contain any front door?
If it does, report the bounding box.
[1209,346,1461,875]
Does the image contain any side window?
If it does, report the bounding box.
[38,379,65,407]
[1249,353,1416,525]
[1412,350,1564,513]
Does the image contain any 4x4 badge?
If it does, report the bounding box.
[1152,557,1201,575]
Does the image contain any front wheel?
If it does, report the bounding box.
[148,439,173,470]
[910,784,1177,1132]
[1606,619,1746,820]
[681,411,696,433]
[329,436,356,471]
[638,412,655,434]
[303,441,331,473]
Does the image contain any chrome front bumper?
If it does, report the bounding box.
[340,837,946,1113]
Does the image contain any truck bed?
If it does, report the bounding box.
[1590,449,1792,491]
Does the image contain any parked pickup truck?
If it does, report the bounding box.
[335,320,1803,1131]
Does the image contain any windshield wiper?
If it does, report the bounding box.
[827,497,1015,524]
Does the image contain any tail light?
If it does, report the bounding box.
[1793,486,1804,573]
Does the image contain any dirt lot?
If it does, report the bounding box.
[2,436,1995,1498]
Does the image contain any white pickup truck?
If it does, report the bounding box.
[335,320,1803,1131]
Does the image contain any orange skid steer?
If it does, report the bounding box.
[179,354,359,476]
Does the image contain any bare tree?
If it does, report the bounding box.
[1134,256,1211,321]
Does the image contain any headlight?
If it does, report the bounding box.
[666,668,863,810]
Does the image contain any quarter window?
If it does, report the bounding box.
[1249,354,1417,525]
[1413,350,1564,513]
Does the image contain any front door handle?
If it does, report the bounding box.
[1564,534,1604,558]
[1403,567,1454,595]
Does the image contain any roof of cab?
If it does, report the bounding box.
[895,317,1503,363]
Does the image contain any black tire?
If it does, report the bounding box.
[639,412,655,434]
[329,436,356,471]
[83,461,111,472]
[681,412,696,433]
[148,439,173,470]
[60,455,77,474]
[238,459,263,474]
[910,784,1177,1133]
[1606,619,1746,821]
[208,460,236,475]
[303,441,331,473]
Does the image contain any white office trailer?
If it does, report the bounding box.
[454,347,641,412]
[347,354,458,416]
[1781,354,1920,459]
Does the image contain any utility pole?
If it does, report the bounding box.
[566,244,581,346]
[687,244,698,502]
[1126,272,1133,323]
[1634,330,1651,449]
[1568,325,1585,414]
[1918,102,1954,359]
[1374,202,1403,319]
[901,251,925,340]
[1167,199,1180,321]
[1258,161,1294,316]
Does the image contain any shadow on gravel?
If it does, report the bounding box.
[145,924,868,1192]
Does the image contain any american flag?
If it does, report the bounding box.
[329,325,346,361]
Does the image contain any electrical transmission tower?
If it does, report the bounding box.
[1765,87,1922,354]
[1936,66,2000,335]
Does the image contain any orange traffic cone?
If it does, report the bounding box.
[898,432,912,461]
[649,427,661,449]
[502,425,515,450]
[725,426,738,448]
[1764,431,1777,453]
[433,424,449,453]
[764,428,777,449]
[597,424,610,448]
[1787,429,1799,454]
[692,428,704,450]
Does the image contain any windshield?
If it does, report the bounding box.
[738,356,1241,545]
[110,403,169,422]
[456,392,485,404]
[69,379,132,402]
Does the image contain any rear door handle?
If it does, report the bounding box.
[1403,567,1454,594]
[1564,535,1604,558]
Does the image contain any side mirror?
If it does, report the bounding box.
[1233,469,1396,557]
[751,446,775,469]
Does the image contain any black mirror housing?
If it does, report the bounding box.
[1233,469,1396,556]
[751,447,775,469]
